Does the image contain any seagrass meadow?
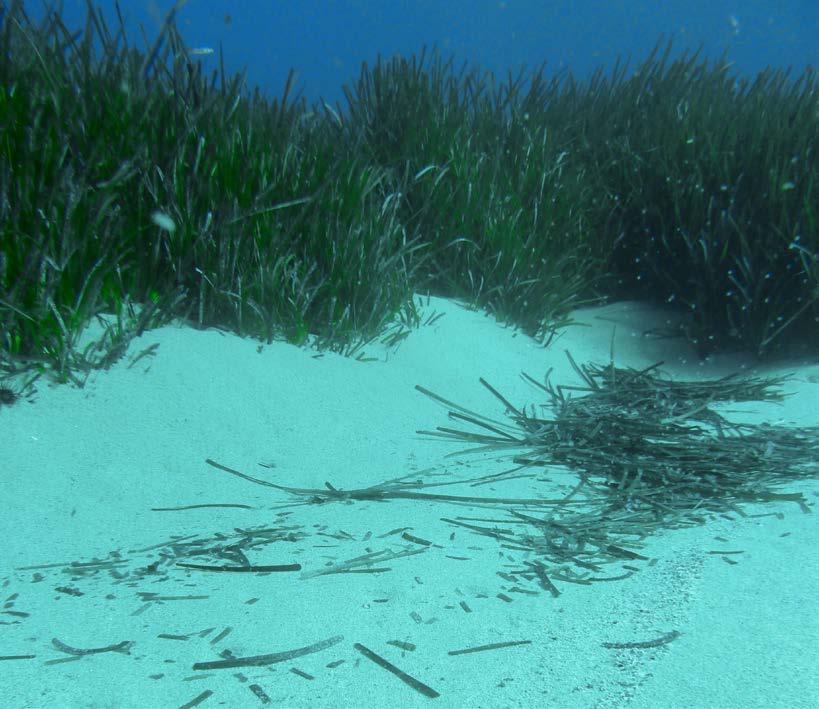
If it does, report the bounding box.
[0,0,816,387]
[3,3,819,705]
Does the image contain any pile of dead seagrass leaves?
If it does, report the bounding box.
[206,352,818,591]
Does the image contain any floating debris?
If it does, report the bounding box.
[192,635,343,671]
[176,562,301,573]
[448,639,532,656]
[601,630,681,650]
[210,627,232,645]
[51,637,133,656]
[150,210,176,232]
[179,689,213,709]
[354,642,440,699]
[299,548,425,579]
[248,683,271,703]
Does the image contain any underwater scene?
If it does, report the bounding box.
[0,1,817,707]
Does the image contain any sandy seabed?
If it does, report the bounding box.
[2,296,817,708]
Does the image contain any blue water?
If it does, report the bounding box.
[25,0,819,104]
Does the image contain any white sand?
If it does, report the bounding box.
[1,297,817,708]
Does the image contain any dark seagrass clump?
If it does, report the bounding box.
[206,352,817,593]
[584,44,818,357]
[413,351,817,584]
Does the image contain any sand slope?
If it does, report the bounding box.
[1,297,817,708]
